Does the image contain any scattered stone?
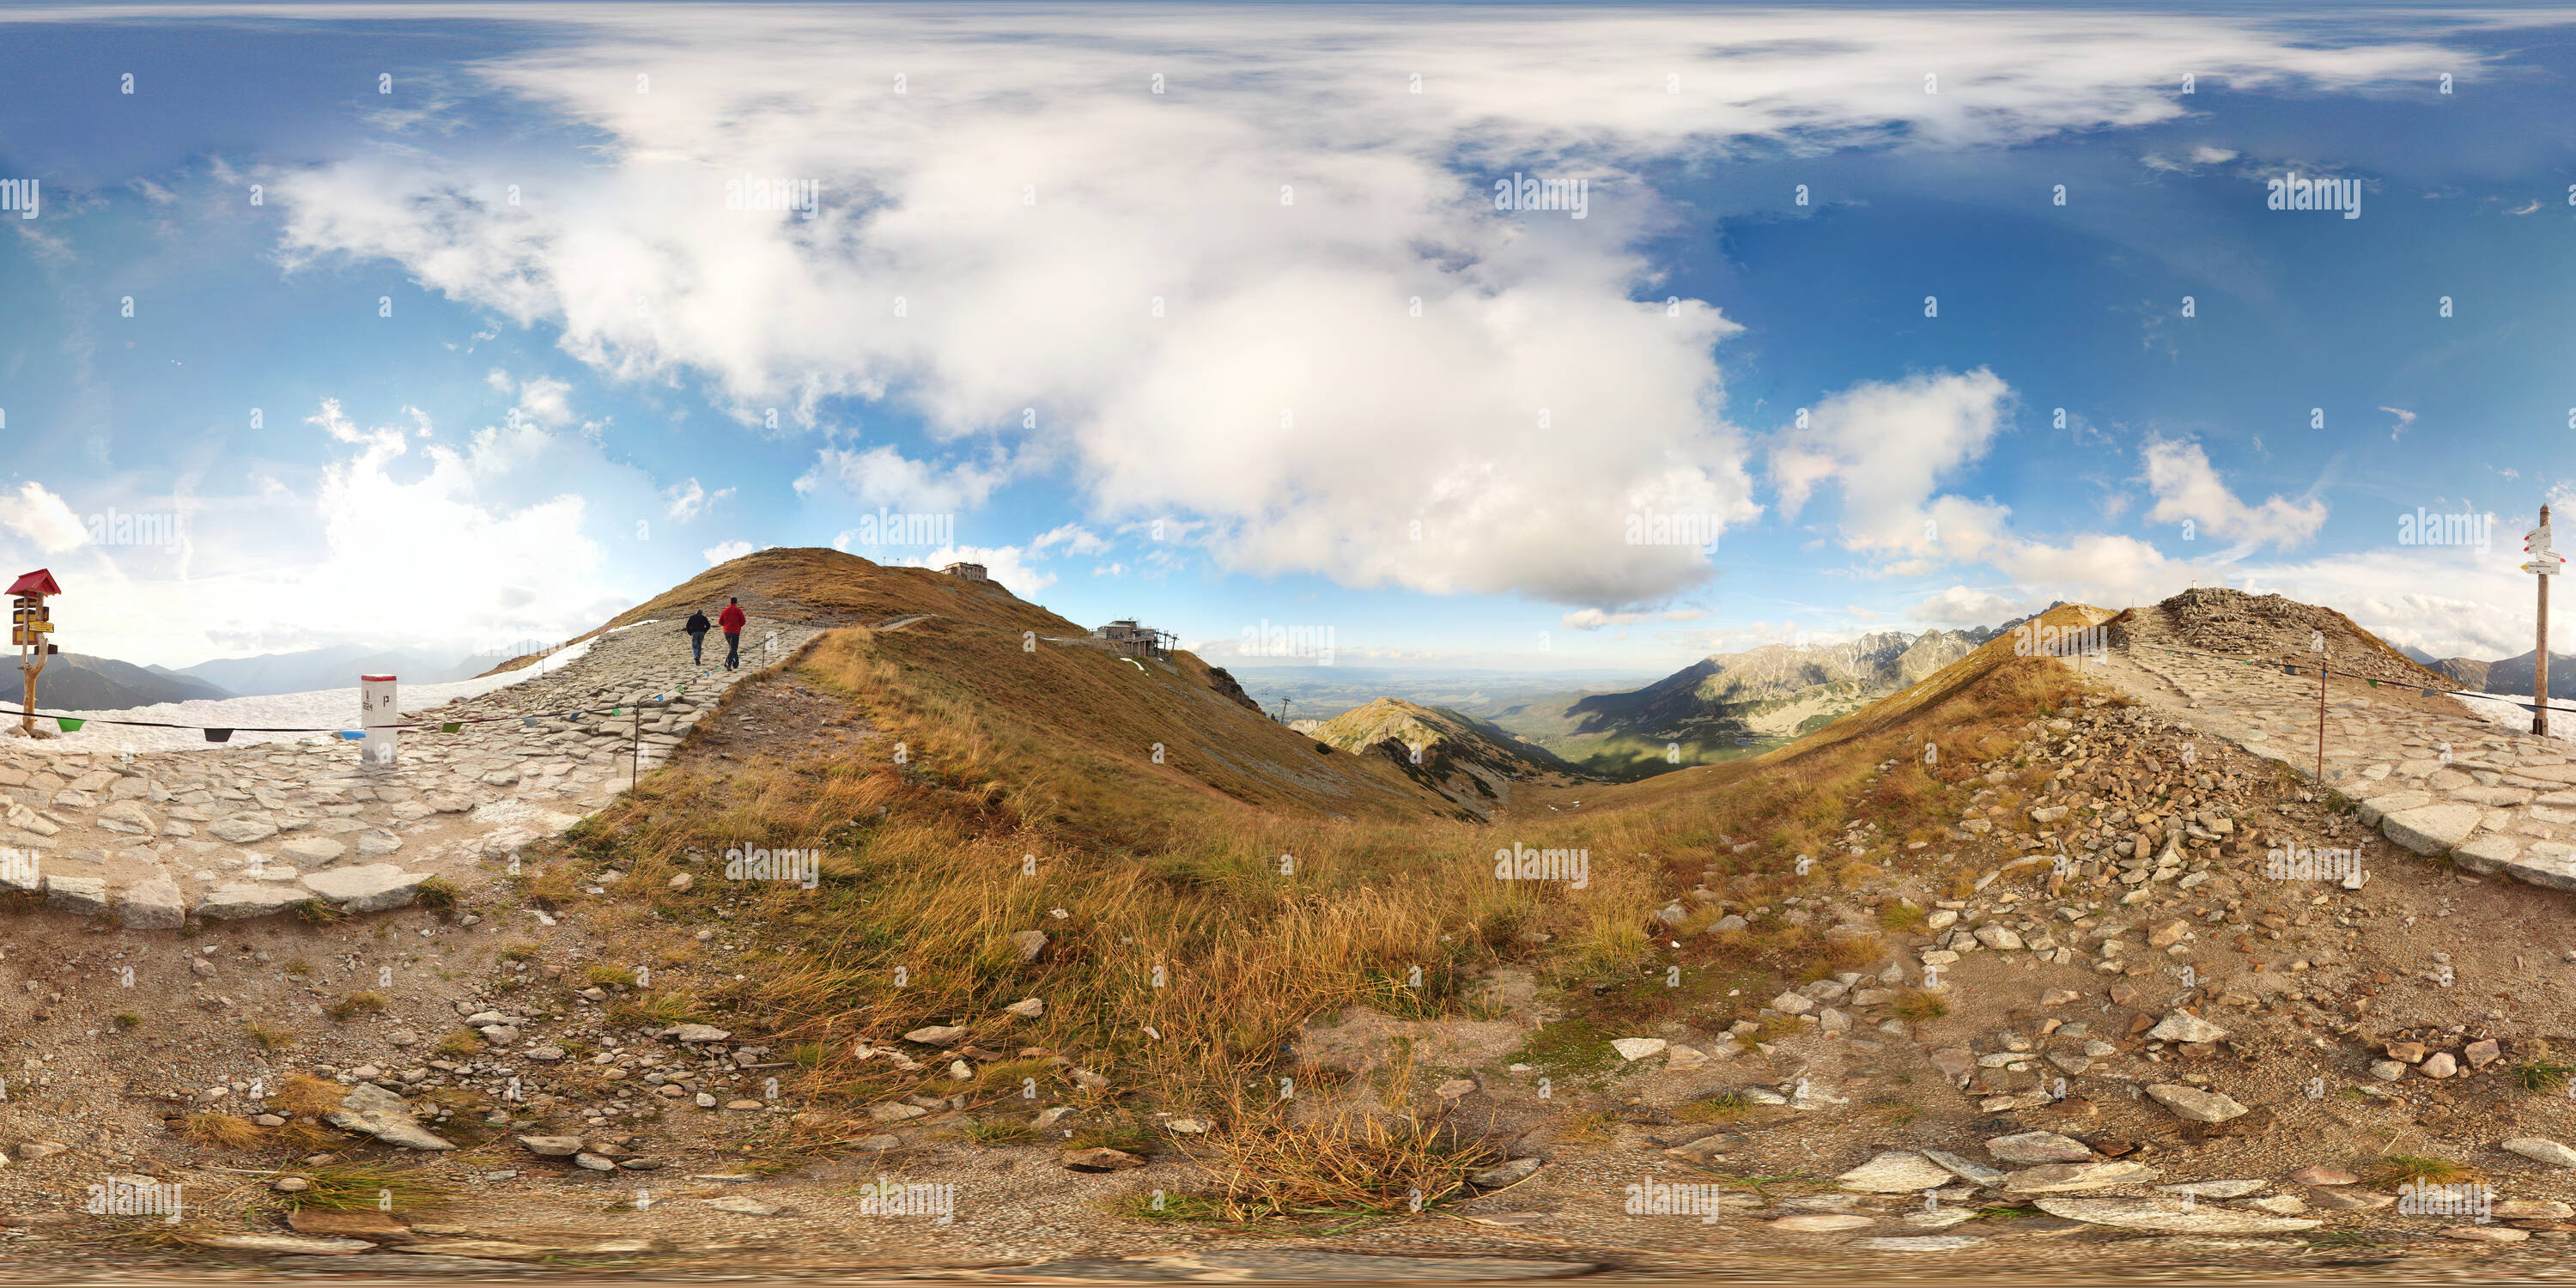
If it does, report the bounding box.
[1838,1151,1957,1193]
[2004,1162,2161,1193]
[1766,1213,1876,1232]
[2035,1196,2318,1233]
[287,1208,410,1239]
[1005,1253,1600,1281]
[516,1135,585,1157]
[1063,1147,1148,1172]
[1003,998,1045,1019]
[187,1233,376,1255]
[2422,1052,2458,1079]
[1610,1037,1668,1061]
[1470,1157,1543,1188]
[1987,1132,2095,1164]
[2145,1012,2227,1044]
[905,1025,967,1046]
[2156,1180,2267,1199]
[324,1083,454,1151]
[1856,1236,1984,1252]
[1921,1149,2005,1187]
[2286,1165,2356,1186]
[2442,1226,2529,1242]
[706,1197,782,1216]
[2503,1138,2576,1169]
[663,1024,732,1043]
[2145,1084,2248,1123]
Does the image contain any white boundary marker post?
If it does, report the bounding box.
[361,674,399,769]
[2527,505,2560,737]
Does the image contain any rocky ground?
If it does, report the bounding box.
[11,589,2576,1281]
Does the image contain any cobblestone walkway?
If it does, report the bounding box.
[2087,613,2576,896]
[0,614,824,929]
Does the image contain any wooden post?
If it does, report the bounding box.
[2538,503,2553,738]
[15,594,45,737]
[2316,660,2327,786]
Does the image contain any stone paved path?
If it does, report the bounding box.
[0,613,823,929]
[2086,609,2576,896]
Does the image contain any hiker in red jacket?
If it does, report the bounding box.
[719,598,747,670]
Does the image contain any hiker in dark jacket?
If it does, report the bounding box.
[683,610,713,665]
[719,598,747,670]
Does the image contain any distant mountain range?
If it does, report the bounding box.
[25,642,525,711]
[27,653,234,713]
[1449,613,2088,779]
[167,644,503,698]
[2407,646,2576,697]
[1305,697,1585,816]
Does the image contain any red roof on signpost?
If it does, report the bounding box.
[7,569,60,597]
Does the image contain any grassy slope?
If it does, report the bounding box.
[517,563,2134,1202]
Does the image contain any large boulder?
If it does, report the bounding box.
[324,1083,454,1151]
[118,878,186,930]
[301,865,429,913]
[2380,804,2481,855]
[194,883,312,921]
[43,876,108,916]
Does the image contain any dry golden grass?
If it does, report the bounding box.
[275,1074,348,1117]
[529,553,2114,1125]
[177,1114,264,1149]
[1176,1100,1500,1222]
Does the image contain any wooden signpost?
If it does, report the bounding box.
[2527,506,2561,736]
[9,568,63,737]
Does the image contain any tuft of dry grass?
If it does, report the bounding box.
[275,1074,349,1117]
[283,1162,455,1213]
[1887,988,1950,1023]
[177,1114,264,1149]
[324,991,386,1022]
[2365,1154,2476,1187]
[1176,1100,1500,1223]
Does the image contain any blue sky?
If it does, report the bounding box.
[3,3,2573,672]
